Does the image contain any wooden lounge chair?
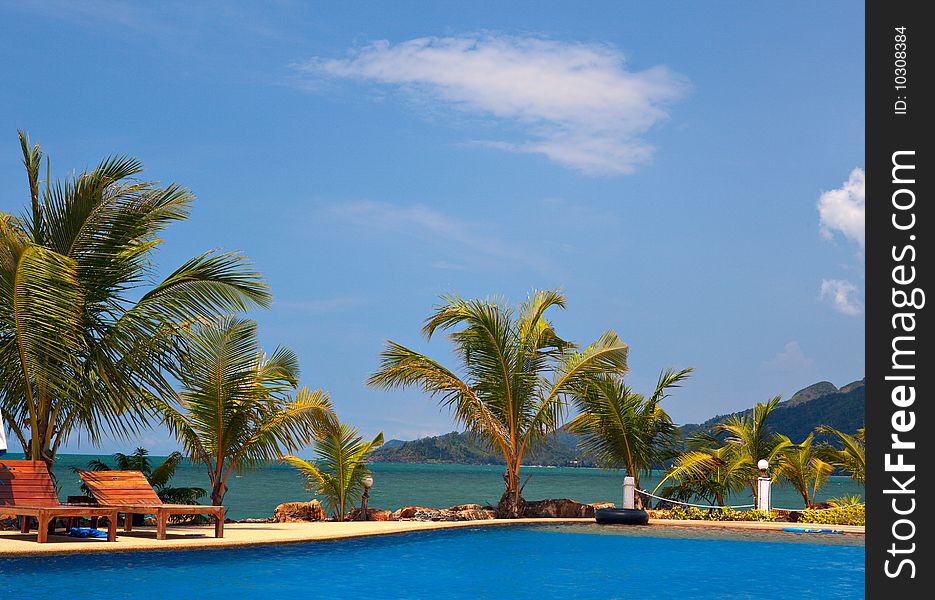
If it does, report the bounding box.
[0,460,118,543]
[79,470,224,540]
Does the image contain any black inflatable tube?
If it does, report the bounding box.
[595,507,650,525]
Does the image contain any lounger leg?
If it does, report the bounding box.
[37,513,49,543]
[124,513,133,532]
[215,510,224,538]
[107,513,117,542]
[20,516,30,534]
[156,510,167,540]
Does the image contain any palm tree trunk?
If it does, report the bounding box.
[496,461,525,518]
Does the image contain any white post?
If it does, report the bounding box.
[0,413,7,456]
[756,459,771,512]
[623,476,636,509]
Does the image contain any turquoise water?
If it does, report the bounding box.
[0,524,864,599]
[15,454,865,520]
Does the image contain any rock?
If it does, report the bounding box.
[395,506,460,522]
[345,508,393,521]
[772,509,800,523]
[238,517,275,523]
[522,498,612,518]
[448,503,483,511]
[452,508,496,520]
[273,500,325,522]
[394,506,443,520]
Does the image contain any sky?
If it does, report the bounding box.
[0,1,864,455]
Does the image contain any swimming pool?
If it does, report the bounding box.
[0,525,864,599]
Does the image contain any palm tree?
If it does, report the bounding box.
[282,419,384,521]
[775,434,834,508]
[567,368,692,508]
[816,426,865,485]
[157,317,335,505]
[368,290,628,518]
[653,433,750,507]
[0,131,269,469]
[72,447,207,505]
[655,397,790,506]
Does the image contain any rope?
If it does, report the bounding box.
[636,489,755,510]
[772,505,844,512]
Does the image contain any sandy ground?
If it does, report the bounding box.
[0,518,865,557]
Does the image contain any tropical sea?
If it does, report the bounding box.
[5,453,865,521]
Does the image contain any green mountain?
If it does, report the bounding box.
[369,379,865,465]
[677,379,865,444]
[368,430,594,467]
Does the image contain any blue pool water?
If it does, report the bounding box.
[1,525,864,599]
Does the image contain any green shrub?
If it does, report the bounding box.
[798,503,864,526]
[653,506,776,522]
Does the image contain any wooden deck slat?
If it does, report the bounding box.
[0,460,119,543]
[78,471,224,540]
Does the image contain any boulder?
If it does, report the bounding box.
[393,506,459,522]
[238,517,275,524]
[345,508,394,522]
[448,504,483,512]
[394,506,442,519]
[522,499,613,518]
[273,500,325,522]
[452,508,496,521]
[772,509,800,523]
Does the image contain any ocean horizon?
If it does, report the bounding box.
[6,453,866,521]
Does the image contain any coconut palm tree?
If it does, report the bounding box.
[567,368,692,508]
[282,419,384,521]
[653,433,750,507]
[368,290,628,518]
[655,397,791,505]
[157,317,334,505]
[0,131,270,468]
[72,447,207,505]
[816,426,865,485]
[775,434,834,508]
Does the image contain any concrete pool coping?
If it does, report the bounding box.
[0,518,865,557]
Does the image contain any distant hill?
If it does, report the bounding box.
[677,379,865,444]
[368,430,595,467]
[370,379,865,464]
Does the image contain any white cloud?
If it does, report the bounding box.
[297,35,688,175]
[763,341,814,372]
[820,278,863,316]
[818,168,865,250]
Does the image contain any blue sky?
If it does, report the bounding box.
[0,1,864,454]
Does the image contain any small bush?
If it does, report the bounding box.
[798,504,864,526]
[653,506,776,522]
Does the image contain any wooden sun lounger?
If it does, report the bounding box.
[79,470,224,540]
[0,460,118,543]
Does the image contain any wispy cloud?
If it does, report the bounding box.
[818,167,865,251]
[330,200,539,268]
[762,341,814,372]
[819,278,863,316]
[296,35,688,175]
